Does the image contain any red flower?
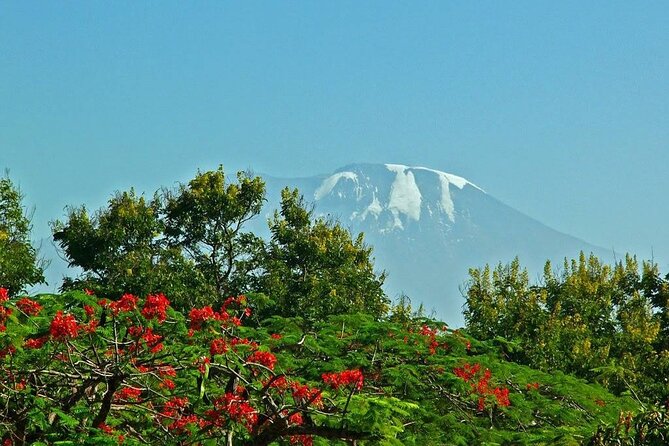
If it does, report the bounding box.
[0,288,8,302]
[115,386,142,401]
[16,297,42,316]
[141,293,170,323]
[288,412,304,425]
[98,422,114,434]
[246,351,277,370]
[49,311,79,340]
[291,383,322,407]
[109,293,138,315]
[84,288,95,296]
[84,305,96,318]
[158,365,177,377]
[212,392,258,432]
[197,357,210,375]
[270,333,282,340]
[160,379,176,390]
[0,346,16,359]
[161,396,189,417]
[477,397,486,411]
[493,387,510,407]
[210,338,228,356]
[453,363,480,382]
[322,369,364,391]
[290,435,313,446]
[24,336,49,349]
[189,306,216,330]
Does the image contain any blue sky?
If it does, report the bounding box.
[2,1,668,269]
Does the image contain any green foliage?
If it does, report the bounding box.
[0,175,45,295]
[464,253,669,402]
[52,189,202,303]
[163,167,266,305]
[589,407,669,445]
[258,188,389,322]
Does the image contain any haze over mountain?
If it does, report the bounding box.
[260,163,611,325]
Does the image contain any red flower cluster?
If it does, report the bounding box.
[0,289,12,332]
[322,369,364,391]
[158,365,177,377]
[526,382,540,391]
[453,362,511,410]
[419,324,445,354]
[128,327,164,354]
[210,338,228,356]
[188,306,216,330]
[84,305,96,318]
[290,435,314,446]
[115,386,142,401]
[161,396,189,417]
[98,422,114,434]
[49,311,79,340]
[16,297,42,316]
[24,336,49,349]
[453,363,481,382]
[211,391,258,432]
[0,306,11,332]
[160,397,203,433]
[246,350,277,370]
[159,379,176,390]
[109,294,138,315]
[291,383,322,407]
[141,293,170,323]
[493,387,510,407]
[197,357,210,375]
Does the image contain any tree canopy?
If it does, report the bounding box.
[464,253,669,402]
[52,168,388,321]
[0,175,45,295]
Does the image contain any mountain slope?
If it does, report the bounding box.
[261,163,611,325]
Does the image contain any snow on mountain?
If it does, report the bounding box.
[307,163,484,232]
[263,163,611,325]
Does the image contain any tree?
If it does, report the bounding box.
[53,189,162,295]
[0,289,412,445]
[163,167,266,306]
[0,175,45,295]
[52,168,266,310]
[463,253,669,401]
[258,188,388,322]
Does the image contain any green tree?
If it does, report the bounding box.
[163,167,266,306]
[0,175,45,295]
[464,253,669,401]
[52,189,203,304]
[258,188,388,322]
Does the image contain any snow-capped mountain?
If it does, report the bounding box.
[262,163,611,325]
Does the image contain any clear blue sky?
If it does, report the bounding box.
[2,2,668,269]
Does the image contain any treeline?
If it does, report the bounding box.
[45,167,388,322]
[465,254,669,403]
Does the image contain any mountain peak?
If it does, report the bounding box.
[312,163,484,227]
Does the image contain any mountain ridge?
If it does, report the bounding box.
[261,163,611,324]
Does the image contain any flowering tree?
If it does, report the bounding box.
[0,288,411,445]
